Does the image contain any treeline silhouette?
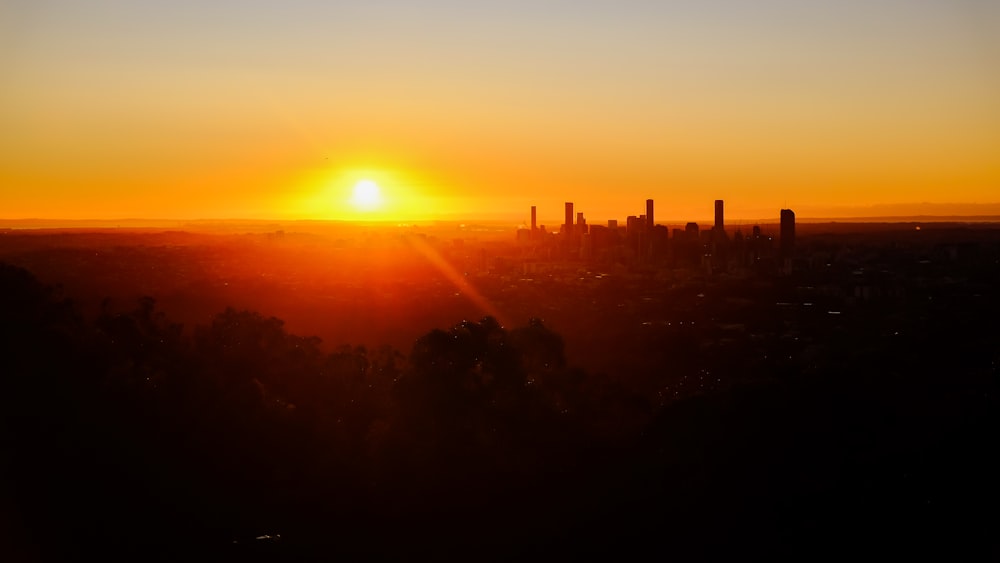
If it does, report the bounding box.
[1,261,997,561]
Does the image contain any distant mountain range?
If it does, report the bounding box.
[791,202,1000,220]
[3,203,1000,230]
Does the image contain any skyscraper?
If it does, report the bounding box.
[685,222,699,239]
[780,209,795,258]
[531,206,537,231]
[564,202,574,236]
[626,215,642,235]
[714,200,724,231]
[646,199,654,229]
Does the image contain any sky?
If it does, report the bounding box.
[2,0,998,224]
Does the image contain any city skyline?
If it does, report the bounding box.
[3,1,998,223]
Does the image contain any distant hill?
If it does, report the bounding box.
[4,213,1000,233]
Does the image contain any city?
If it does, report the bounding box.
[2,208,998,559]
[513,199,797,275]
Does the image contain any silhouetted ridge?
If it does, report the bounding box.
[2,259,997,561]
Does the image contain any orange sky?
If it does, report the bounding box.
[2,1,998,224]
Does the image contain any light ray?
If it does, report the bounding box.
[406,235,510,328]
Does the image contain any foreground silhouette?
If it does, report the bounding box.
[1,262,997,561]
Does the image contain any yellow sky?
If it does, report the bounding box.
[2,1,998,223]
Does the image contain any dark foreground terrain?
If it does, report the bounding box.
[1,223,998,560]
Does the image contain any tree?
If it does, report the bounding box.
[509,317,566,379]
[195,307,322,408]
[95,295,186,392]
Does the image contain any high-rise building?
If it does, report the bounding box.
[646,199,654,229]
[531,206,537,231]
[564,202,574,236]
[714,200,724,231]
[780,209,795,258]
[626,215,642,235]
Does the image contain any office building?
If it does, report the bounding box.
[685,222,699,240]
[626,215,642,235]
[780,209,795,258]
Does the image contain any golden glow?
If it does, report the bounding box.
[2,3,997,222]
[286,165,457,222]
[407,234,509,327]
[351,180,383,211]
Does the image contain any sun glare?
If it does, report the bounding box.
[304,167,436,220]
[351,179,383,211]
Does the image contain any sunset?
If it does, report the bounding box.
[3,1,998,223]
[3,2,1000,561]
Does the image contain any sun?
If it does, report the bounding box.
[351,179,383,211]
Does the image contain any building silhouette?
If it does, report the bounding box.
[626,216,640,235]
[517,199,799,269]
[780,208,795,259]
[711,200,729,269]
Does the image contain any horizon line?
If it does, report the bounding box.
[4,214,1000,230]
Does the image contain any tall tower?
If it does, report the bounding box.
[530,206,537,231]
[564,202,574,235]
[780,209,795,258]
[646,199,654,229]
[714,200,724,231]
